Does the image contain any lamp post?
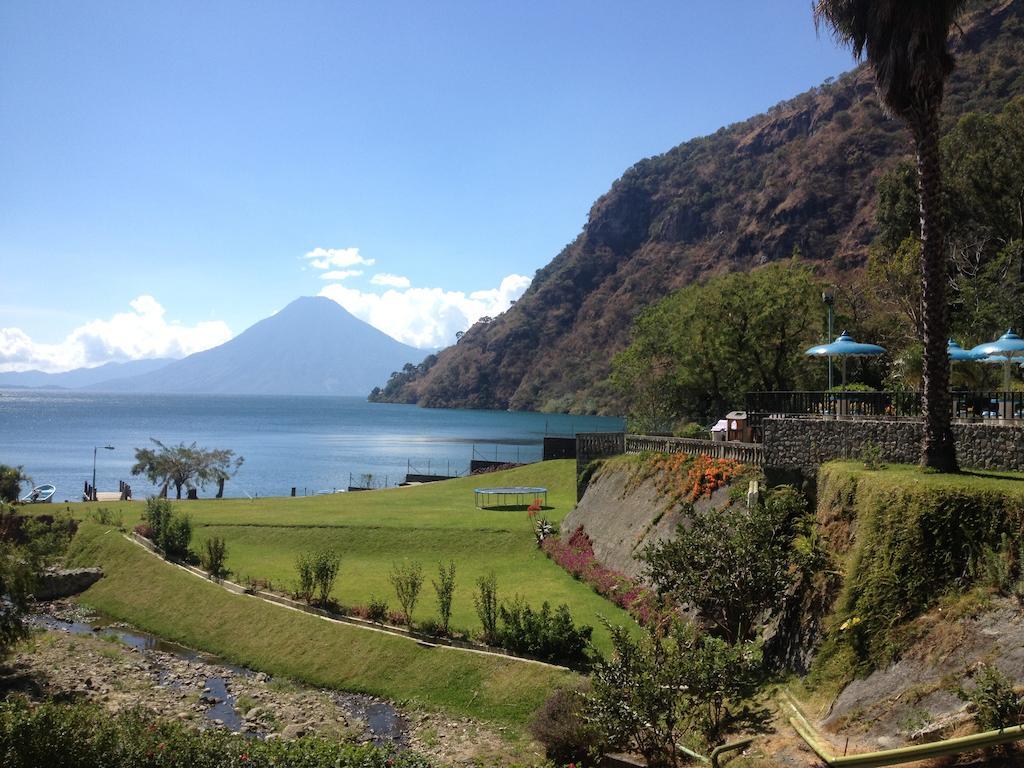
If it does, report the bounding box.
[822,291,835,391]
[92,445,115,500]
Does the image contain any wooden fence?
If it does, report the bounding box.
[625,435,764,465]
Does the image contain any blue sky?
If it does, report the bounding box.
[0,1,854,370]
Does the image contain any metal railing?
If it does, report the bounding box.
[746,390,1024,439]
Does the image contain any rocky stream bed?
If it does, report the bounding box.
[3,600,534,766]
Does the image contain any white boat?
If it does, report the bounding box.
[20,484,55,504]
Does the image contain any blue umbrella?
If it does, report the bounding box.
[947,339,985,362]
[970,329,1024,390]
[806,331,886,389]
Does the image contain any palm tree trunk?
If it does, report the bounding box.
[915,106,958,471]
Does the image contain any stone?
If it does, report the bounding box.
[32,568,104,601]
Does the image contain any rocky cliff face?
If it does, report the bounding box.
[561,458,737,583]
[377,1,1024,413]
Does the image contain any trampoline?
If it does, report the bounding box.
[474,486,548,510]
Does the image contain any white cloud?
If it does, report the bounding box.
[319,273,531,349]
[370,273,411,288]
[303,247,375,270]
[319,269,364,281]
[0,295,232,373]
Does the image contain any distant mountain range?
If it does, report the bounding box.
[371,0,1024,414]
[0,297,423,397]
[0,358,175,390]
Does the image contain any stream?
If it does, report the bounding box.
[28,607,408,747]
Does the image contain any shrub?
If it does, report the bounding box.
[313,550,341,605]
[431,561,456,635]
[642,486,804,643]
[533,516,556,548]
[141,497,193,561]
[163,514,193,561]
[389,561,424,627]
[586,619,762,759]
[474,571,499,644]
[543,526,666,627]
[497,597,593,667]
[530,687,602,764]
[0,465,29,504]
[295,553,316,603]
[88,507,123,528]
[674,421,710,440]
[367,596,389,624]
[860,441,886,471]
[416,617,445,638]
[201,536,228,579]
[957,664,1023,732]
[0,541,33,659]
[18,513,78,568]
[0,698,430,768]
[142,497,172,541]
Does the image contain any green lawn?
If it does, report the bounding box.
[822,459,1024,495]
[67,523,577,731]
[72,460,637,653]
[77,460,578,530]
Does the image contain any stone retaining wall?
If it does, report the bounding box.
[764,417,1024,472]
[33,567,104,600]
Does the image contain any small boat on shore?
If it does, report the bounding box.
[20,484,55,504]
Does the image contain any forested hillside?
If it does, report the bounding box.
[372,1,1024,414]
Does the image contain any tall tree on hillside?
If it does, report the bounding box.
[814,0,968,472]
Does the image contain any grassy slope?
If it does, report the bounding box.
[72,461,636,653]
[821,460,1024,498]
[802,460,1024,701]
[67,523,578,729]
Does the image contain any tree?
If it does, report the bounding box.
[611,260,822,425]
[0,466,30,504]
[389,560,424,627]
[585,619,762,764]
[131,439,243,499]
[642,487,804,645]
[432,561,456,636]
[814,0,969,471]
[0,540,33,659]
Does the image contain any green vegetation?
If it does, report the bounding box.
[496,598,593,668]
[388,560,424,626]
[432,560,457,635]
[199,535,228,578]
[870,96,1024,353]
[0,538,32,659]
[66,522,577,728]
[811,461,1024,685]
[140,497,192,561]
[0,698,430,768]
[643,485,807,644]
[957,663,1024,732]
[131,438,244,500]
[586,619,762,763]
[611,260,823,429]
[0,506,78,658]
[0,465,30,504]
[70,462,635,653]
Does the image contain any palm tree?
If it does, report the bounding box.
[814,0,967,472]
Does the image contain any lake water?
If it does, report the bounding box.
[0,390,623,500]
